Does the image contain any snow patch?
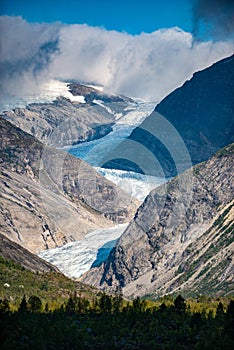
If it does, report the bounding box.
[93,99,115,115]
[115,102,156,127]
[0,80,85,112]
[85,84,104,91]
[36,80,86,103]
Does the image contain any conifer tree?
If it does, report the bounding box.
[174,295,186,312]
[28,295,42,312]
[18,294,27,312]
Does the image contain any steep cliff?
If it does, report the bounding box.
[0,117,138,253]
[81,144,234,298]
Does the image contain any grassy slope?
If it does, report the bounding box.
[0,256,99,310]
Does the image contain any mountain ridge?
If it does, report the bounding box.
[0,233,59,273]
[1,82,134,148]
[81,143,234,298]
[0,116,138,254]
[102,54,234,177]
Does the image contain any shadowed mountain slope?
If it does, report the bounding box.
[0,233,58,273]
[103,54,234,177]
[81,144,234,298]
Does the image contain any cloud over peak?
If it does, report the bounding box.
[0,16,233,105]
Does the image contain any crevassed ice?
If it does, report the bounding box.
[38,223,128,279]
[96,167,166,201]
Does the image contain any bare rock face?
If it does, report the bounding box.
[0,117,138,254]
[81,144,234,298]
[1,83,132,147]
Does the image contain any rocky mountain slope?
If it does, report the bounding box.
[0,233,58,273]
[1,83,133,147]
[0,117,138,254]
[81,144,234,298]
[103,54,234,177]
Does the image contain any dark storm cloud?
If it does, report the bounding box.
[193,0,234,40]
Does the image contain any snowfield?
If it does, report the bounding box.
[0,80,85,112]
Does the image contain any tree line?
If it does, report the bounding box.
[0,293,233,349]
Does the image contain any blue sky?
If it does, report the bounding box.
[0,0,193,34]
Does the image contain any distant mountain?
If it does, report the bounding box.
[103,54,234,177]
[1,83,133,147]
[0,117,138,254]
[81,143,234,298]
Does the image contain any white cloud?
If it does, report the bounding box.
[0,16,61,98]
[0,16,233,104]
[50,24,128,86]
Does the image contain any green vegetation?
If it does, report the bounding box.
[1,255,234,349]
[174,202,234,295]
[212,203,233,230]
[0,256,98,309]
[193,163,202,176]
[215,143,234,158]
[1,293,234,349]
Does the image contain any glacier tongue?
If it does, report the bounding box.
[96,167,166,201]
[37,167,166,277]
[35,95,163,278]
[38,223,128,279]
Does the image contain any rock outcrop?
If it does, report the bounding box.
[81,144,234,298]
[0,117,138,253]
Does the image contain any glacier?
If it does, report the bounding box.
[96,167,165,201]
[66,100,166,200]
[67,101,156,166]
[38,98,166,277]
[38,223,128,279]
[38,168,165,278]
